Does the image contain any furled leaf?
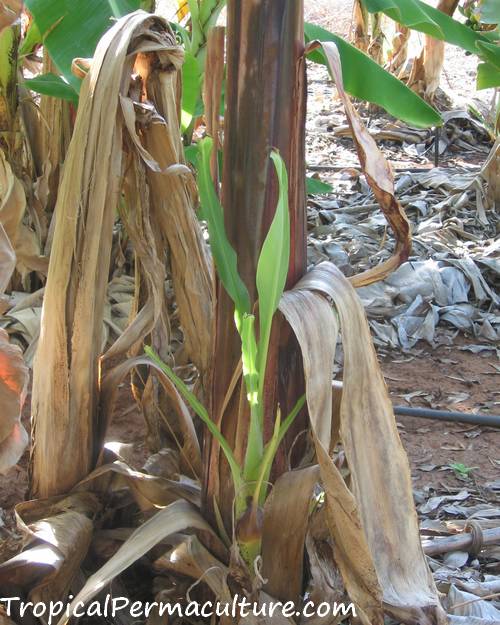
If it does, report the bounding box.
[241,313,263,482]
[304,22,442,129]
[24,0,140,92]
[197,136,251,326]
[255,150,290,412]
[24,73,78,103]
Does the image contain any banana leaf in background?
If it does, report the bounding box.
[304,22,442,128]
[361,0,500,89]
[24,0,140,95]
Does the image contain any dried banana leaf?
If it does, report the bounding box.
[0,203,27,474]
[0,493,99,604]
[0,151,46,280]
[279,288,383,625]
[0,0,21,34]
[54,499,217,625]
[261,465,319,604]
[307,41,411,288]
[0,222,14,294]
[293,262,447,624]
[73,459,201,509]
[31,11,209,497]
[99,355,202,478]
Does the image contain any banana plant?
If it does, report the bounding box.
[361,0,500,89]
[170,0,227,131]
[22,0,142,100]
[146,138,305,568]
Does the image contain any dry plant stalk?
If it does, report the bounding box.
[351,0,370,52]
[31,11,212,498]
[39,52,72,252]
[408,0,460,101]
[203,26,225,185]
[482,137,500,208]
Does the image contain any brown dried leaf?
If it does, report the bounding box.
[31,13,200,497]
[308,40,411,287]
[99,355,202,478]
[295,261,446,624]
[54,500,217,625]
[0,222,15,294]
[279,288,383,625]
[261,465,319,603]
[73,459,201,510]
[0,493,99,603]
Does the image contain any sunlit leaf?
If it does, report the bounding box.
[361,0,493,55]
[255,150,290,415]
[197,136,251,327]
[306,176,333,195]
[24,73,78,103]
[477,61,500,89]
[181,50,201,131]
[241,313,263,482]
[18,20,41,56]
[304,22,442,129]
[25,0,140,92]
[477,40,500,69]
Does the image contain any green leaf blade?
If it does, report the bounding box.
[25,0,140,93]
[361,0,492,55]
[306,176,333,195]
[24,73,78,103]
[255,150,290,413]
[304,22,442,129]
[144,346,242,488]
[197,137,251,326]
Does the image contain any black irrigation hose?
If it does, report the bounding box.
[393,405,500,429]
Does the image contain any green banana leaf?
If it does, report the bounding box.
[306,176,333,195]
[361,0,494,55]
[25,0,140,94]
[477,61,500,89]
[304,22,442,129]
[24,73,78,103]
